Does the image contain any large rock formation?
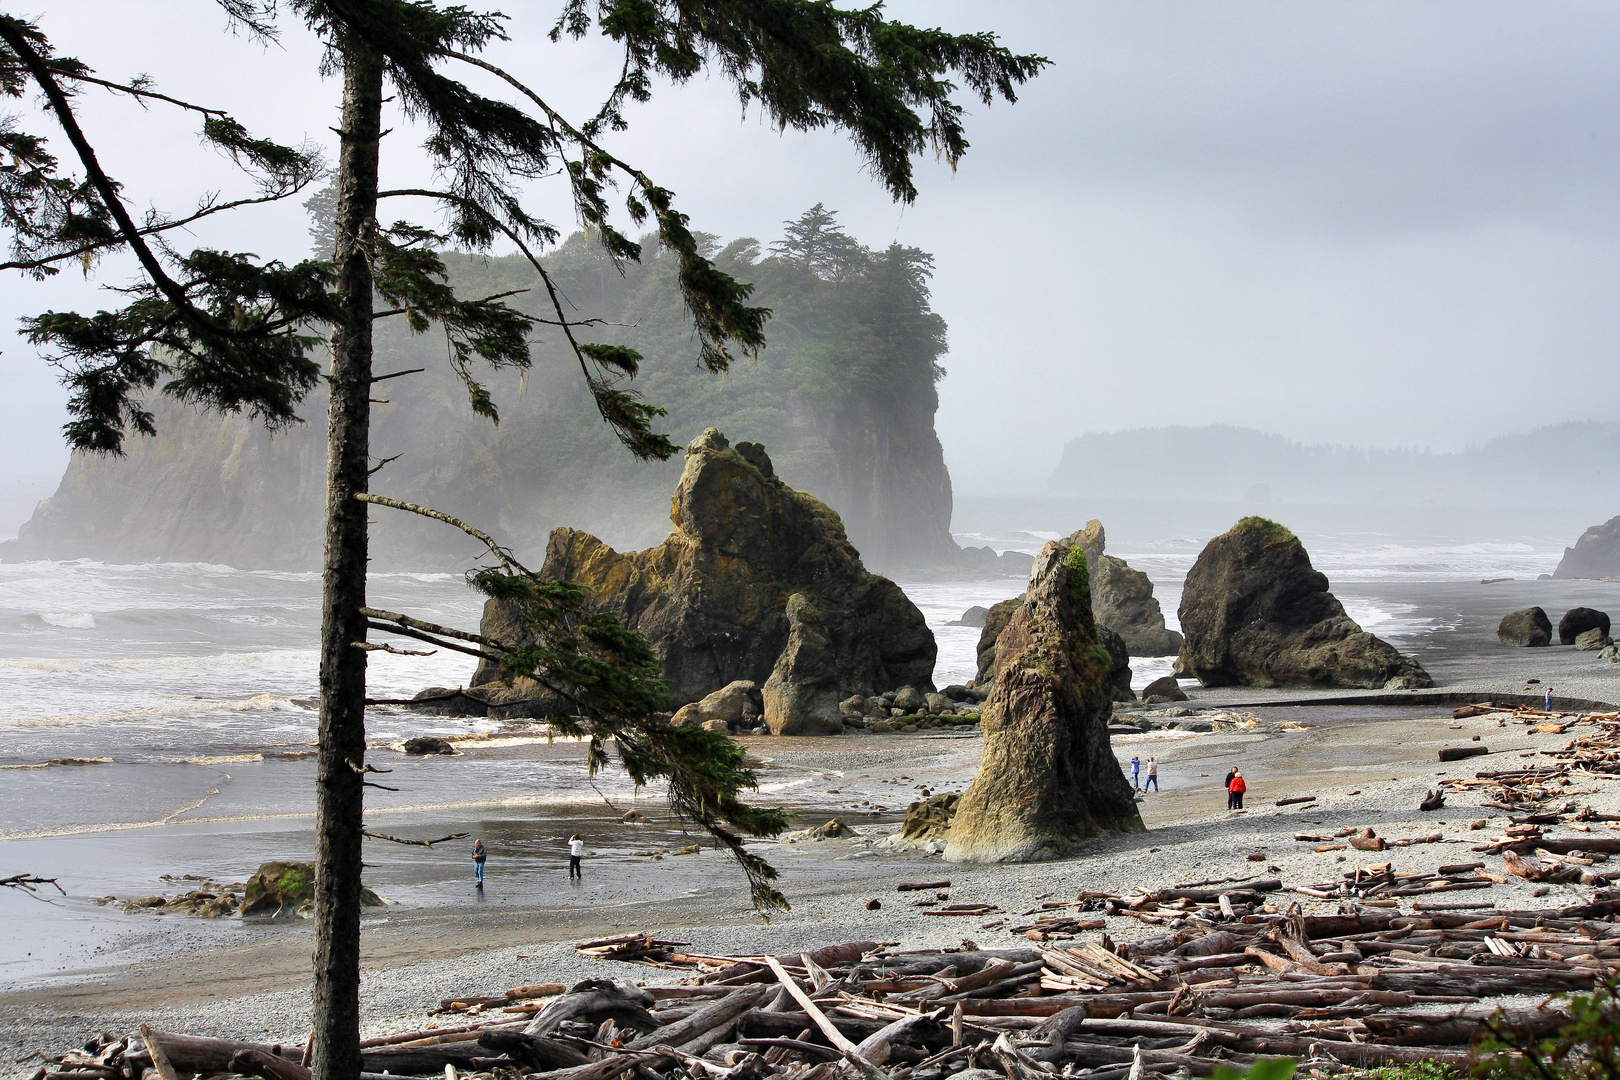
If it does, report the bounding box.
[473,430,935,734]
[976,596,1132,703]
[1555,516,1620,579]
[974,521,1180,688]
[1177,517,1433,690]
[1068,521,1183,657]
[945,541,1145,863]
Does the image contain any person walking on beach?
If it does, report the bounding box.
[1546,687,1554,713]
[568,833,585,880]
[1223,767,1236,808]
[471,838,486,888]
[1144,756,1159,793]
[1130,755,1141,790]
[1228,768,1247,810]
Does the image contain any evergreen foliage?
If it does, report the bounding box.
[1473,979,1620,1080]
[2,6,1044,1076]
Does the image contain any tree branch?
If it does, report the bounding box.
[56,69,230,117]
[365,619,503,662]
[1,873,65,896]
[0,186,317,274]
[0,19,220,320]
[354,639,434,656]
[358,492,529,575]
[361,829,469,847]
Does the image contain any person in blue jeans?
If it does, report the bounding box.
[1130,755,1141,790]
[1143,756,1159,792]
[472,838,486,888]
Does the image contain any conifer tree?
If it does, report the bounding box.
[2,5,1046,1078]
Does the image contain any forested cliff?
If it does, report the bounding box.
[7,208,987,575]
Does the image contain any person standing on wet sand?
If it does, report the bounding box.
[1130,755,1141,790]
[1144,756,1159,793]
[568,833,584,880]
[1223,767,1236,807]
[471,838,486,888]
[1546,687,1554,713]
[1228,768,1246,810]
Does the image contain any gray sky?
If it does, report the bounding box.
[2,0,1617,506]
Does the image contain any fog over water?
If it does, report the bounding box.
[2,1,1618,514]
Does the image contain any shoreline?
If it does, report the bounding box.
[8,698,1612,1067]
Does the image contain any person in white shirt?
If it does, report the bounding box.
[568,833,585,880]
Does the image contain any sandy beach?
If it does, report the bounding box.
[6,696,1617,1072]
[6,571,1620,1072]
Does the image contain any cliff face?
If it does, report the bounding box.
[6,225,986,576]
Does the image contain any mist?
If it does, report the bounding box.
[2,1,1617,532]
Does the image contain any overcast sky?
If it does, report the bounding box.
[2,0,1617,510]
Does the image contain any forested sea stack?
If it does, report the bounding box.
[2,211,1021,579]
[473,430,935,735]
[946,540,1144,863]
[1177,517,1433,690]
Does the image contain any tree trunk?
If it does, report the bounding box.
[310,43,383,1080]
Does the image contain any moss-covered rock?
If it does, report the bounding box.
[242,861,382,918]
[946,540,1145,863]
[1178,519,1432,690]
[472,430,936,733]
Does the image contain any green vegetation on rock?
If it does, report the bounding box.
[1233,515,1298,547]
[13,207,967,573]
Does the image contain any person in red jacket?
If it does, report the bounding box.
[1227,768,1247,810]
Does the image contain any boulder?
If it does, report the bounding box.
[1177,517,1433,690]
[806,818,853,839]
[1601,643,1620,663]
[1576,627,1613,651]
[893,686,926,714]
[945,541,1145,863]
[470,430,935,731]
[942,684,972,702]
[673,680,763,729]
[400,736,456,755]
[953,606,990,628]
[924,692,954,715]
[899,792,960,843]
[620,809,648,823]
[1499,607,1553,648]
[1560,607,1611,645]
[1554,516,1620,579]
[1141,675,1189,703]
[242,861,381,918]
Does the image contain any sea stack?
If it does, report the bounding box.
[1177,517,1432,690]
[1554,516,1620,579]
[1069,520,1184,657]
[945,540,1145,863]
[471,429,935,733]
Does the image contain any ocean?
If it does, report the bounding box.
[0,525,1575,982]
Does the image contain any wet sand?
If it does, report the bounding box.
[1,703,1564,1018]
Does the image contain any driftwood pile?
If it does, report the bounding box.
[24,889,1620,1080]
